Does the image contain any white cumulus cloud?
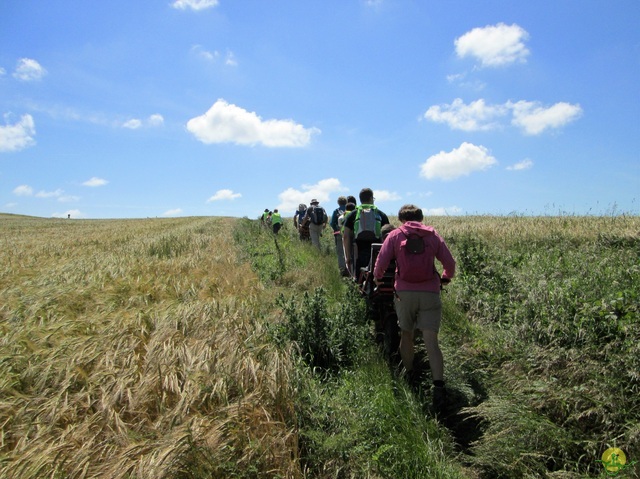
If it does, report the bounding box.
[207,189,242,202]
[225,51,238,67]
[424,98,507,131]
[277,178,347,213]
[123,119,142,129]
[508,100,583,135]
[424,206,463,216]
[13,58,47,81]
[172,0,218,11]
[83,177,109,187]
[420,142,497,181]
[13,185,34,196]
[507,159,534,171]
[424,98,582,135]
[455,23,530,67]
[162,208,183,217]
[373,190,401,202]
[36,189,64,199]
[192,45,219,61]
[0,114,36,152]
[58,195,80,203]
[52,209,84,219]
[186,99,320,147]
[191,46,237,67]
[122,114,163,129]
[148,114,164,126]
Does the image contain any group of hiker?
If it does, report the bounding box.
[260,187,456,414]
[260,208,283,234]
[288,189,381,276]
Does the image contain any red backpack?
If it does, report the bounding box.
[395,226,436,283]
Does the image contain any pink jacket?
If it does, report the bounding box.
[373,221,456,292]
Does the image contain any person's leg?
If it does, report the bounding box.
[310,225,321,249]
[334,233,346,271]
[395,291,419,372]
[424,328,446,413]
[358,248,371,274]
[416,292,443,380]
[421,329,443,381]
[416,292,446,412]
[346,243,357,277]
[399,329,415,372]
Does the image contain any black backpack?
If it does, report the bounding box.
[405,234,425,254]
[310,205,326,225]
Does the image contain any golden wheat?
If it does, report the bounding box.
[0,216,299,478]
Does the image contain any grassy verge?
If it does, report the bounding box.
[233,218,470,478]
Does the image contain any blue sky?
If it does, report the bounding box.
[1,0,638,219]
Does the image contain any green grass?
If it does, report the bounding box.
[295,359,465,478]
[433,215,640,478]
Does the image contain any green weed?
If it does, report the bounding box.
[441,215,640,477]
[271,286,370,374]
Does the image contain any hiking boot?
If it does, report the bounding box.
[433,386,447,415]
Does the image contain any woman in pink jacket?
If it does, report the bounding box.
[373,204,456,412]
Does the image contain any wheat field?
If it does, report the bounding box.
[0,215,299,478]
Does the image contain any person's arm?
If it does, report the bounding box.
[373,235,393,282]
[436,235,456,281]
[329,210,339,231]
